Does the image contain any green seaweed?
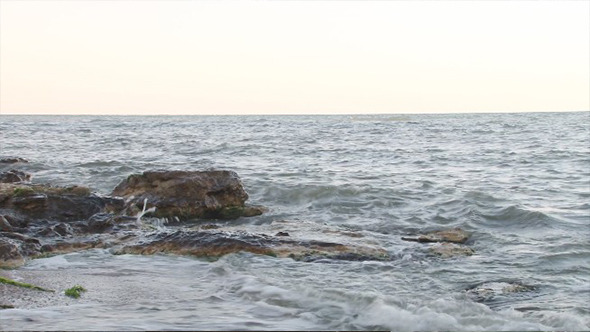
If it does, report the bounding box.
[0,304,15,309]
[64,285,87,298]
[218,206,245,219]
[0,276,54,292]
[264,251,278,258]
[64,186,91,196]
[12,187,35,197]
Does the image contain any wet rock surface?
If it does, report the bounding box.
[114,225,390,262]
[0,232,42,268]
[111,170,265,221]
[0,183,123,223]
[0,168,477,271]
[402,228,470,244]
[0,170,32,183]
[429,243,474,258]
[465,281,538,307]
[0,169,393,268]
[0,158,29,164]
[402,228,477,258]
[0,181,126,267]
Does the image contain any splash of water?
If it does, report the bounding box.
[136,198,156,226]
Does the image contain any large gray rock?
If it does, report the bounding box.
[111,170,265,221]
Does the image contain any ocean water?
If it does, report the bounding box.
[0,112,589,330]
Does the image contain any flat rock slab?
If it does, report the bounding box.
[114,220,390,262]
[402,228,470,244]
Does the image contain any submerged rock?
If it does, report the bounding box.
[0,158,29,164]
[111,170,265,221]
[429,243,474,258]
[466,281,536,304]
[0,170,31,183]
[402,228,470,244]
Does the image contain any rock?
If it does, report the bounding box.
[466,281,536,304]
[402,228,470,244]
[0,232,42,268]
[0,237,24,267]
[45,223,74,237]
[0,170,31,183]
[0,170,400,267]
[219,205,267,219]
[0,216,13,232]
[0,214,27,232]
[115,228,390,262]
[0,183,124,223]
[322,229,364,238]
[81,213,139,234]
[429,243,474,258]
[85,213,115,233]
[39,239,105,256]
[111,170,264,221]
[114,230,274,258]
[0,158,28,164]
[200,224,220,230]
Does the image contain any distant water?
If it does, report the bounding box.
[1,112,589,330]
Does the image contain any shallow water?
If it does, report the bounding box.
[1,112,589,330]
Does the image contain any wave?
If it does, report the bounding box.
[477,205,562,229]
[75,160,125,167]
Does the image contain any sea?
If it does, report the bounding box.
[0,111,589,331]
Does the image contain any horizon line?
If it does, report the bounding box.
[0,110,588,117]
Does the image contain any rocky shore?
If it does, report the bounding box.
[1,162,399,269]
[2,158,535,312]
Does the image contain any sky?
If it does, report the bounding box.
[0,1,589,115]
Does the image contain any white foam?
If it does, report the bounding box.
[23,255,84,269]
[136,198,157,226]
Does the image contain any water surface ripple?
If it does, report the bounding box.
[0,112,589,330]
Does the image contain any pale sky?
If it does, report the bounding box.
[0,1,588,115]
